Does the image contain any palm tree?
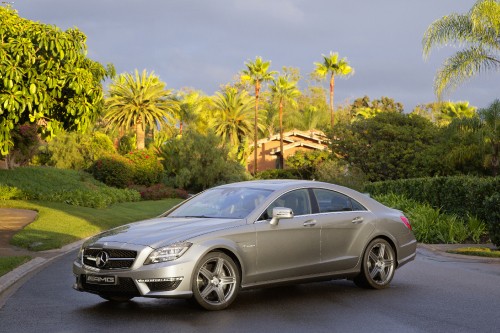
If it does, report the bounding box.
[212,87,254,149]
[450,99,500,175]
[313,52,354,128]
[175,89,205,135]
[270,75,301,168]
[439,101,477,126]
[422,0,500,99]
[241,56,277,174]
[104,69,178,150]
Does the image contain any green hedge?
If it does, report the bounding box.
[365,176,500,246]
[0,167,140,208]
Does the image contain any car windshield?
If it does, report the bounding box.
[168,187,273,219]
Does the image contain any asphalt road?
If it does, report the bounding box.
[0,248,499,333]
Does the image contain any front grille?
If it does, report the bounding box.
[81,276,140,296]
[146,280,181,292]
[83,248,137,270]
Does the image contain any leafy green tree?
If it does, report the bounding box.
[175,89,206,135]
[160,131,248,191]
[241,56,277,174]
[47,131,115,170]
[450,99,500,176]
[351,96,404,121]
[7,123,41,168]
[0,6,112,156]
[270,75,301,168]
[413,101,477,126]
[313,52,354,128]
[104,69,179,150]
[295,86,330,131]
[332,112,444,181]
[286,150,330,179]
[422,0,500,98]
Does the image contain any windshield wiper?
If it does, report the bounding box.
[169,215,214,218]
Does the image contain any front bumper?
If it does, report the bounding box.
[72,243,195,299]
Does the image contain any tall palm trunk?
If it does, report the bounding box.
[279,99,284,169]
[330,73,335,128]
[136,120,145,150]
[253,81,261,175]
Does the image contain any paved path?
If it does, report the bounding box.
[0,208,38,257]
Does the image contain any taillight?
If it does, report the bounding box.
[400,215,412,230]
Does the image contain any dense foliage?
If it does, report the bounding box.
[0,167,140,208]
[161,131,249,191]
[375,193,488,244]
[0,7,111,155]
[46,131,115,170]
[125,150,164,186]
[331,112,445,181]
[89,154,134,188]
[366,176,500,246]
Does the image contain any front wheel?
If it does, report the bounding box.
[192,251,240,311]
[354,238,396,289]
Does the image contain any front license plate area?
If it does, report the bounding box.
[86,275,117,285]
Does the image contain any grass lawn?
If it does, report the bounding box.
[0,256,31,277]
[447,247,500,258]
[0,199,183,251]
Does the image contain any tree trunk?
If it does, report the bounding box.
[279,99,284,169]
[136,121,145,150]
[253,82,261,175]
[330,73,335,128]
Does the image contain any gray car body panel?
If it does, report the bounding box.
[73,180,416,299]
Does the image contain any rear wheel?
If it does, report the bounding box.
[192,251,240,311]
[354,238,395,289]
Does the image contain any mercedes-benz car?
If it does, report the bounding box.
[73,180,416,310]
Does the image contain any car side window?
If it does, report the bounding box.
[259,189,312,220]
[313,189,367,213]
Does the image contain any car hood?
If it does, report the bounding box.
[85,217,245,249]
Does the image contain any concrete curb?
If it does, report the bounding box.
[0,239,85,303]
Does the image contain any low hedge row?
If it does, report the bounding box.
[364,176,500,246]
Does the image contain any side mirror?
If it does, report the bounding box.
[269,207,294,226]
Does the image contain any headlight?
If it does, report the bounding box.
[76,246,84,264]
[144,242,192,265]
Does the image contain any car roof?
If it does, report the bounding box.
[218,179,340,192]
[216,179,389,212]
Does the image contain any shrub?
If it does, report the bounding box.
[89,154,135,188]
[256,168,301,180]
[47,131,116,170]
[0,185,24,200]
[365,176,499,223]
[375,193,489,244]
[125,150,164,186]
[161,131,248,192]
[129,184,189,200]
[9,123,41,167]
[0,167,140,208]
[485,193,500,247]
[314,159,367,191]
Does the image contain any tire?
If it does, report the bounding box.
[354,238,396,289]
[192,251,240,311]
[99,294,134,303]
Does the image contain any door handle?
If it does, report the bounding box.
[351,216,364,224]
[303,219,317,227]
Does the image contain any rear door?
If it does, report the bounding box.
[312,188,375,272]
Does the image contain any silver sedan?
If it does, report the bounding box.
[73,180,416,310]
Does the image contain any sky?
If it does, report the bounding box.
[10,0,500,112]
